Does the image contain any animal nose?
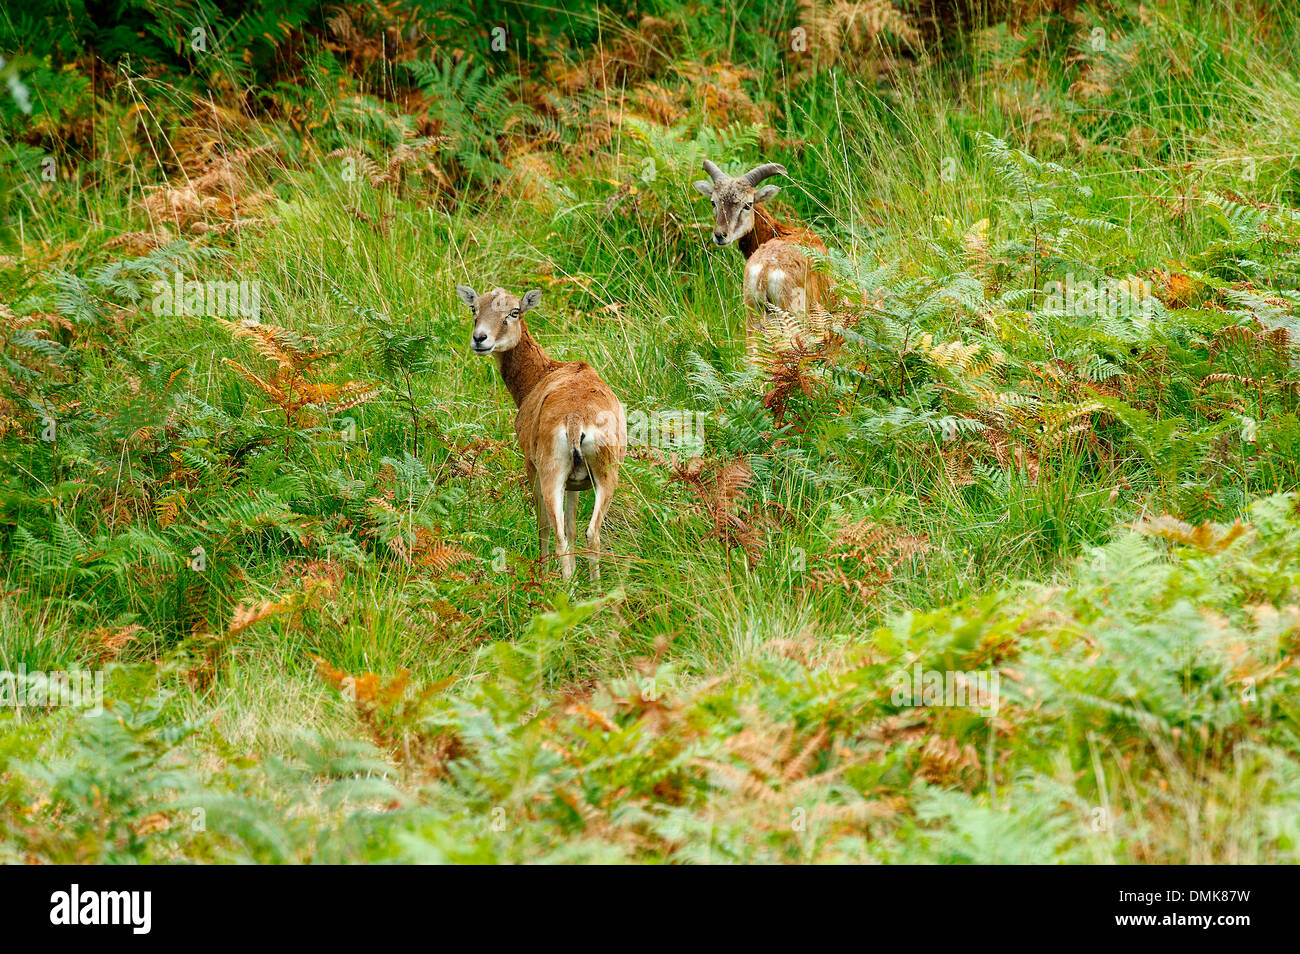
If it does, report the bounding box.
[472,331,488,346]
[713,230,726,246]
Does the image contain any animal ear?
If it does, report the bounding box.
[692,179,714,197]
[519,289,542,313]
[754,184,780,204]
[455,285,478,308]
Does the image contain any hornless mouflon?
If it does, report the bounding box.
[457,284,626,580]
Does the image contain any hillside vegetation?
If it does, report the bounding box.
[2,0,1300,863]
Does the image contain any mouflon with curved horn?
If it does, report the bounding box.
[694,160,830,352]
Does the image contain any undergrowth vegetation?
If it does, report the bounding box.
[2,0,1300,863]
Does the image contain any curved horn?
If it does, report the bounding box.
[743,162,787,186]
[702,159,724,182]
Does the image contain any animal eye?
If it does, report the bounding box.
[744,203,752,210]
[509,309,520,319]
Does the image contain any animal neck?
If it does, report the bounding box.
[738,207,792,259]
[495,321,557,408]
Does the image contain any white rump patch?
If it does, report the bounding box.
[765,268,788,305]
[743,260,764,302]
[551,427,572,467]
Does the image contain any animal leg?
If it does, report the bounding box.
[530,468,550,564]
[585,469,618,582]
[745,308,765,363]
[565,489,579,573]
[545,471,575,579]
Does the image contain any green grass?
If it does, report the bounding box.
[3,0,1300,863]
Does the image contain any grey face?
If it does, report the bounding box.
[693,160,785,247]
[455,285,541,354]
